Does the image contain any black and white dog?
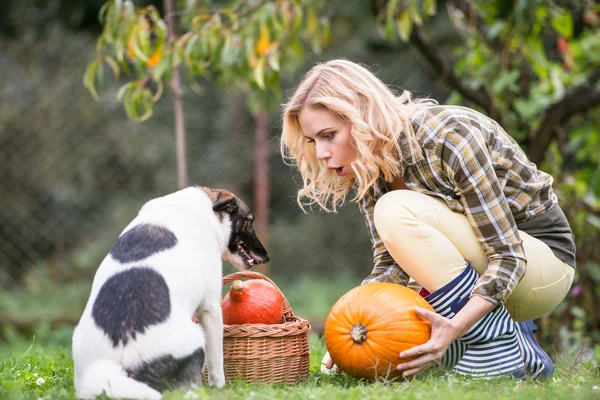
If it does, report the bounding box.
[72,186,269,399]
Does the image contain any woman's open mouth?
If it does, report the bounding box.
[336,167,346,177]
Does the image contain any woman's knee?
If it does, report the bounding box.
[506,262,574,321]
[373,190,445,234]
[373,191,415,235]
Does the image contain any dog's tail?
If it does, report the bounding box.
[76,360,162,400]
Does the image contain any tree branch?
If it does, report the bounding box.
[408,25,493,112]
[447,0,535,101]
[528,68,600,164]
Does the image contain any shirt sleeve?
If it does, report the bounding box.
[358,194,410,286]
[440,122,527,305]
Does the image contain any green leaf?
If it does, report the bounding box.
[320,18,331,49]
[587,215,600,230]
[151,57,168,81]
[222,8,239,31]
[424,0,437,16]
[396,9,412,42]
[98,1,111,24]
[116,81,135,103]
[409,0,423,26]
[184,35,201,60]
[267,51,280,72]
[311,32,322,54]
[514,98,545,119]
[570,305,586,320]
[306,8,319,35]
[253,56,266,89]
[220,35,237,67]
[487,21,505,39]
[96,61,104,89]
[83,60,101,101]
[525,37,549,79]
[137,88,154,122]
[103,56,120,80]
[492,70,520,94]
[385,0,399,40]
[551,10,573,39]
[291,5,303,34]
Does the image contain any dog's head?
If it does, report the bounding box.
[200,187,270,270]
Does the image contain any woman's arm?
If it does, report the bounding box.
[440,120,527,305]
[398,116,527,377]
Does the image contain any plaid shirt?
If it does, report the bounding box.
[360,105,557,305]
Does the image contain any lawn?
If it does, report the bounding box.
[1,327,598,400]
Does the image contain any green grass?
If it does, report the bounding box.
[1,330,599,400]
[1,276,599,399]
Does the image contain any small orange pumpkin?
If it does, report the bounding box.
[221,279,284,325]
[324,283,434,380]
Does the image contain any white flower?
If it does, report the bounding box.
[592,386,599,391]
[183,391,199,399]
[34,373,39,377]
[36,377,45,386]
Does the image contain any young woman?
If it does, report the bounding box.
[280,59,575,379]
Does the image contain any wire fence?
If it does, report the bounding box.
[0,24,443,293]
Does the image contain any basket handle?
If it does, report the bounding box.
[222,271,294,323]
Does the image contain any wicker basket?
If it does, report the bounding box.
[195,271,311,385]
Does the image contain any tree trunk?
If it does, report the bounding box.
[164,0,188,189]
[254,108,270,275]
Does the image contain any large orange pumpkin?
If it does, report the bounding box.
[324,283,434,381]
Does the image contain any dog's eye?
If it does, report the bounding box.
[226,205,238,214]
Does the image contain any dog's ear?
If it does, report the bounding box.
[213,196,238,214]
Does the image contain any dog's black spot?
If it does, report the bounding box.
[92,267,171,347]
[127,347,205,391]
[110,224,177,263]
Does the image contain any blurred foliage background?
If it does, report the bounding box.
[1,0,599,358]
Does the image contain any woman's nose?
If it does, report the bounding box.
[316,144,332,160]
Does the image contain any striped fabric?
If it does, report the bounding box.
[439,341,467,371]
[514,321,554,378]
[361,105,557,305]
[425,265,526,379]
[454,334,523,378]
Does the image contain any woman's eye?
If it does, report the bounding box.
[323,132,334,140]
[306,138,315,144]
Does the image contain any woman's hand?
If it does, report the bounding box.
[396,296,497,378]
[321,351,341,374]
[396,307,460,377]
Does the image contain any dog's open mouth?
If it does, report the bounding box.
[237,240,255,267]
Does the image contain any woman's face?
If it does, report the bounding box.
[298,107,357,178]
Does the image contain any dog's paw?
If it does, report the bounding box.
[208,373,225,388]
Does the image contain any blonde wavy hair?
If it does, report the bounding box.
[280,59,437,212]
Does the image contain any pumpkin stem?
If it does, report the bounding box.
[350,323,368,344]
[232,280,245,291]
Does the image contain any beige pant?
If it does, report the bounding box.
[374,190,574,321]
